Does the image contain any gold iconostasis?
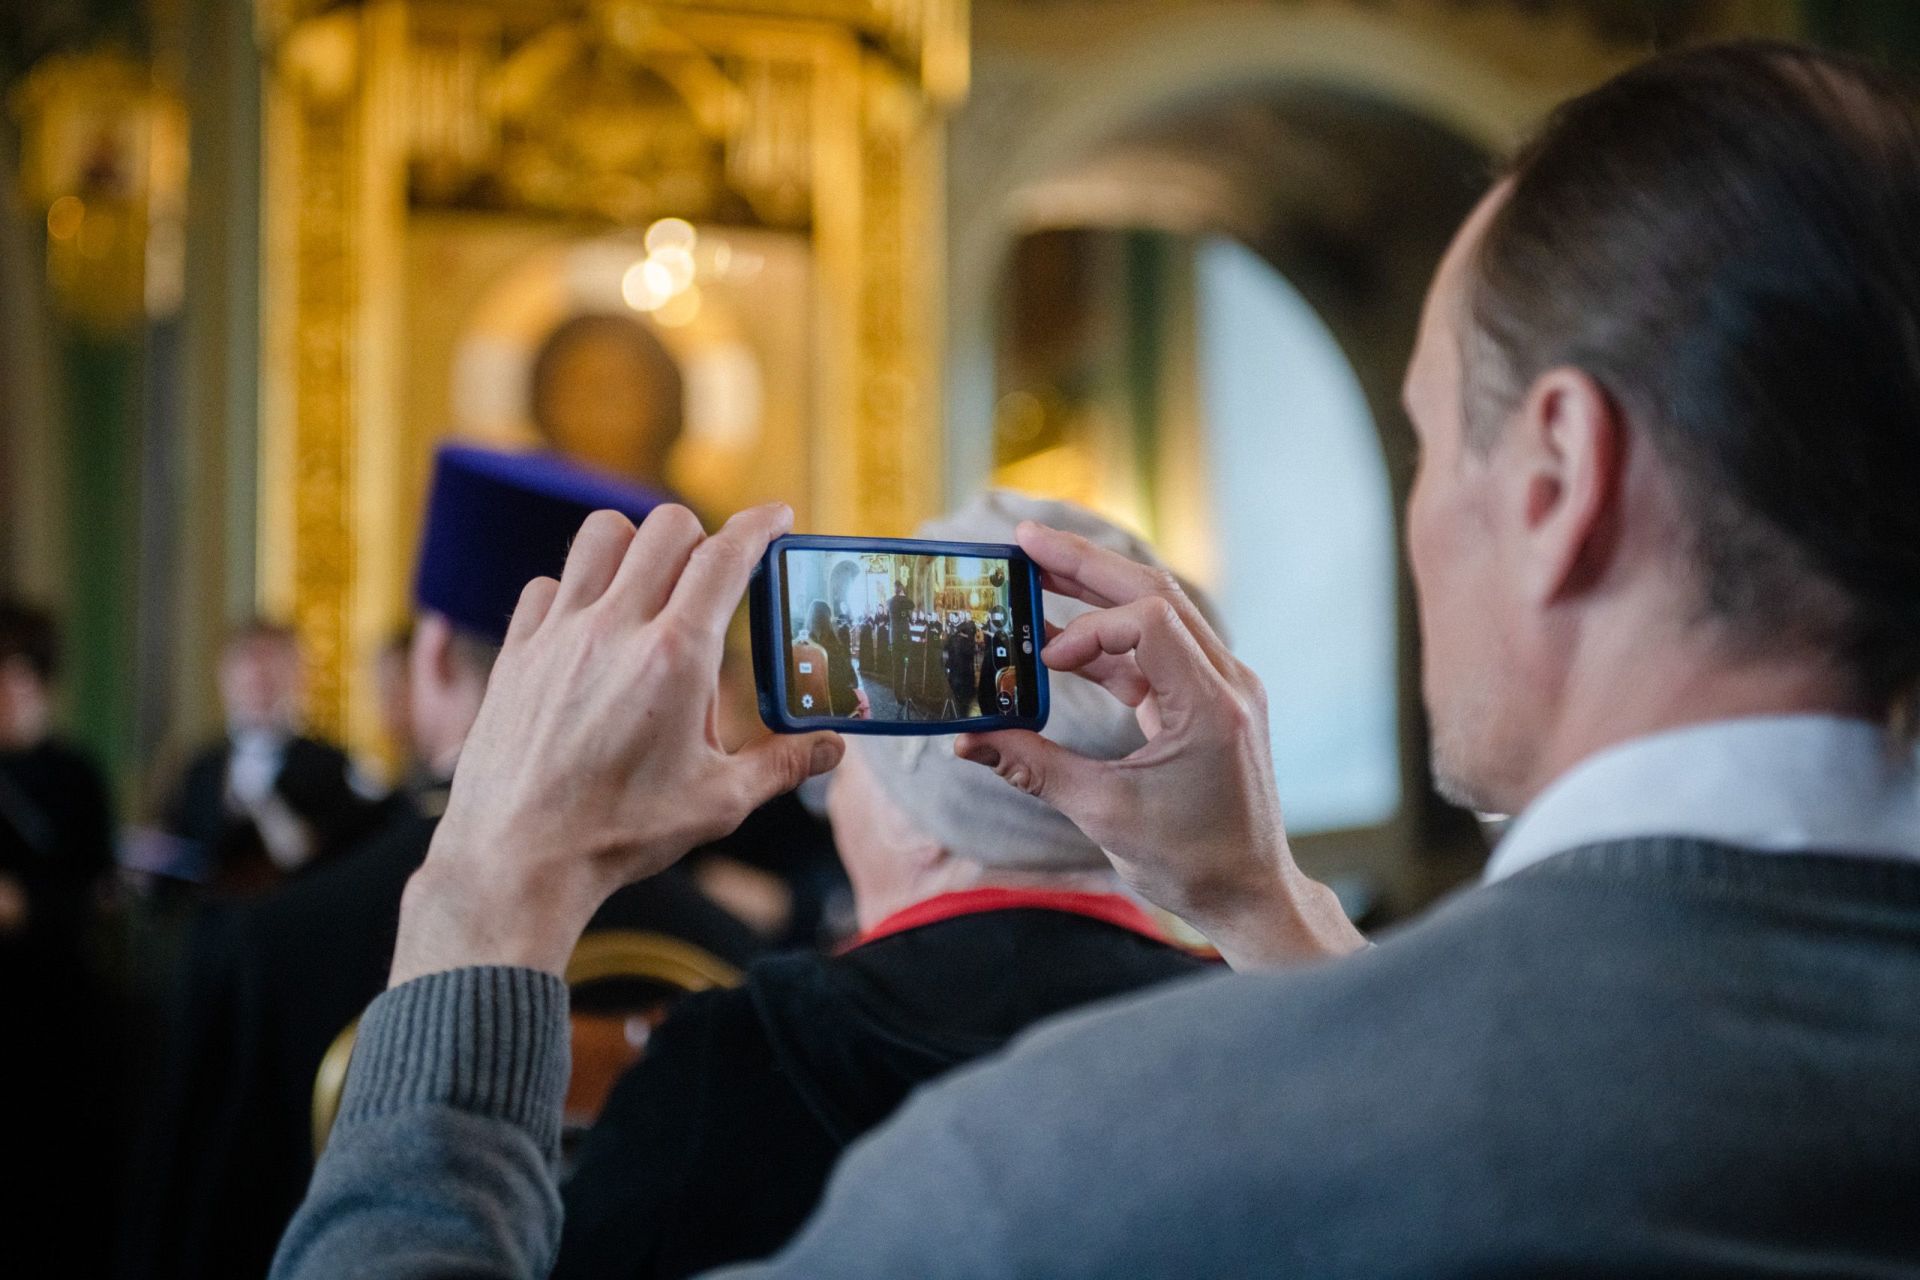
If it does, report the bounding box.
[247,0,965,751]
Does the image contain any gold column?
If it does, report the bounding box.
[848,54,944,535]
[259,2,409,744]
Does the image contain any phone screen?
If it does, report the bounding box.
[778,546,1038,725]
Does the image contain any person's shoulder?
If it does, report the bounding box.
[728,948,871,1047]
[654,979,770,1057]
[593,981,776,1122]
[961,891,1499,1074]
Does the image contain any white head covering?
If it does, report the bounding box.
[849,490,1217,871]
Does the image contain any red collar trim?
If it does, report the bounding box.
[850,887,1175,950]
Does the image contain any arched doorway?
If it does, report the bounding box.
[954,10,1506,907]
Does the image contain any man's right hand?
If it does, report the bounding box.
[956,521,1367,969]
[390,503,844,987]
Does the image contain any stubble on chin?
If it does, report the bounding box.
[1425,683,1509,815]
[1429,739,1490,812]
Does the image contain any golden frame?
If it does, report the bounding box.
[255,0,964,750]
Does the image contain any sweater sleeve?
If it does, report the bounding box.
[268,965,572,1280]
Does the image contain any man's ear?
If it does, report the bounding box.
[410,612,457,696]
[1511,366,1624,605]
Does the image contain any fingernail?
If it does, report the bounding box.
[969,746,1000,768]
[810,740,842,774]
[1005,765,1031,791]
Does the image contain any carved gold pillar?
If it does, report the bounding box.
[259,2,409,744]
[847,54,945,536]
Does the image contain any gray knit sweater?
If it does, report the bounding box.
[269,840,1920,1279]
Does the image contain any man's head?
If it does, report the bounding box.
[1406,42,1920,813]
[409,444,672,774]
[407,615,500,776]
[218,619,304,735]
[0,599,59,750]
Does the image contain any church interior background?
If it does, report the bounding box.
[5,0,1918,915]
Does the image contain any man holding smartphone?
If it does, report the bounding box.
[270,41,1920,1280]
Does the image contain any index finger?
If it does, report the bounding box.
[663,503,795,640]
[1017,521,1236,674]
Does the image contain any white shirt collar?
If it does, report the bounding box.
[1484,714,1920,883]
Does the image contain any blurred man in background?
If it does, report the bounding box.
[157,620,387,895]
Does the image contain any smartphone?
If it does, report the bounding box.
[750,534,1049,735]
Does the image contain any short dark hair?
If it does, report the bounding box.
[0,598,59,682]
[1466,41,1920,713]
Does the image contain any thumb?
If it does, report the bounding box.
[955,730,1107,818]
[731,730,845,809]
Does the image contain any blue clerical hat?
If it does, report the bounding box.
[415,444,671,644]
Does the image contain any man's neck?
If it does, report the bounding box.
[1518,645,1872,814]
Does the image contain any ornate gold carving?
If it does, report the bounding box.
[262,4,410,742]
[406,2,845,226]
[852,59,922,534]
[264,13,362,739]
[260,0,962,750]
[638,0,969,99]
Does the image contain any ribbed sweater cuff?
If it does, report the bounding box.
[337,966,571,1158]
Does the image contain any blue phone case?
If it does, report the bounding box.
[751,534,1050,735]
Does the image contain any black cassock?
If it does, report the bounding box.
[123,781,770,1280]
[943,628,977,715]
[899,622,928,705]
[553,903,1213,1280]
[887,594,913,689]
[917,623,947,707]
